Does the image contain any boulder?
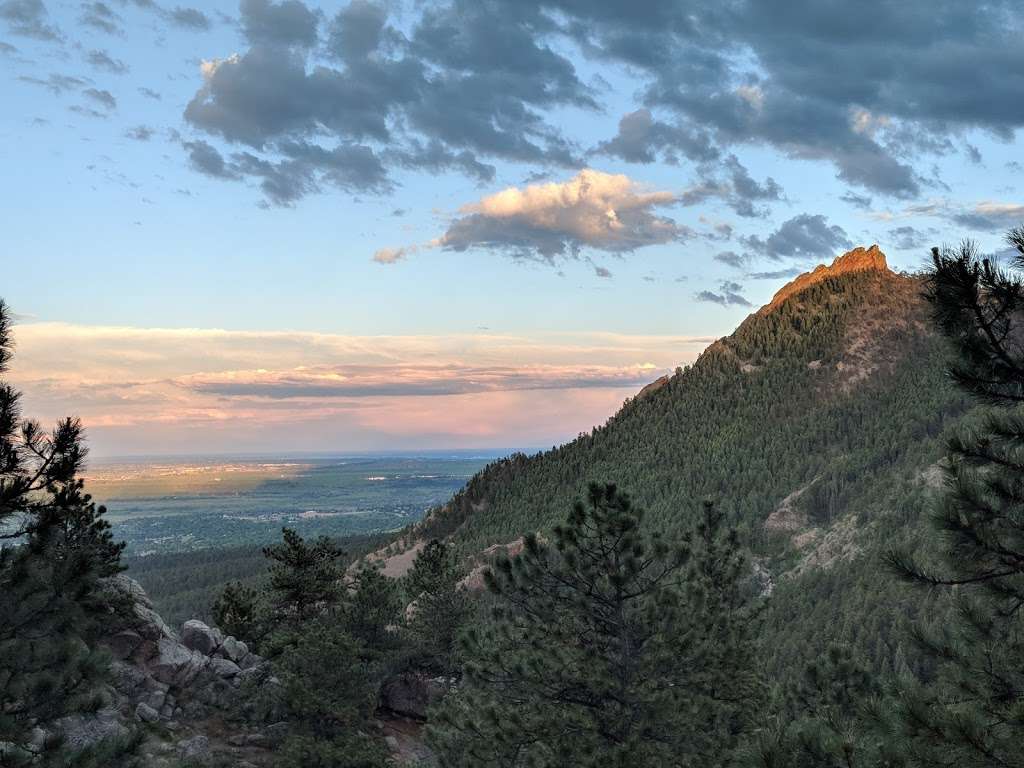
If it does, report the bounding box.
[106,630,144,660]
[135,703,160,723]
[56,708,130,752]
[181,620,222,656]
[176,734,211,764]
[379,673,449,719]
[217,635,248,663]
[151,637,207,686]
[209,657,241,679]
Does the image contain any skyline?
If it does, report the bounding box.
[2,0,1022,455]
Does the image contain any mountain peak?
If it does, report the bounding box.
[764,245,890,311]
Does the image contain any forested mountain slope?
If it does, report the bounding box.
[403,245,970,683]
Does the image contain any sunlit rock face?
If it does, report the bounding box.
[765,244,890,312]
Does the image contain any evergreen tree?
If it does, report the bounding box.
[404,539,470,675]
[274,620,388,768]
[429,483,763,767]
[211,580,260,642]
[0,299,134,765]
[747,645,903,768]
[262,527,345,627]
[344,566,403,652]
[886,228,1024,766]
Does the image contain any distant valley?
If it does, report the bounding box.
[91,455,494,554]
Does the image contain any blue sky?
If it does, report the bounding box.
[1,0,1021,455]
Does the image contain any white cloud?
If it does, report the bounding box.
[377,169,688,264]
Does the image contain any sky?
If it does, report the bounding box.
[1,0,1022,457]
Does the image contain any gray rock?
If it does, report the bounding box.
[209,657,241,678]
[181,620,222,656]
[217,635,248,662]
[237,651,261,670]
[109,659,147,695]
[385,735,399,750]
[135,703,160,723]
[379,672,449,719]
[151,637,207,686]
[56,708,130,751]
[177,734,210,764]
[142,687,167,712]
[106,630,144,660]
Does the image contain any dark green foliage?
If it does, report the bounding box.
[747,644,905,768]
[883,229,1024,766]
[412,267,966,698]
[345,566,404,652]
[273,621,388,768]
[429,483,763,767]
[236,526,406,762]
[404,539,470,675]
[211,580,260,642]
[0,299,133,766]
[125,534,390,629]
[263,527,346,626]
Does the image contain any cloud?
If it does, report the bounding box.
[714,250,748,270]
[748,267,802,280]
[0,41,16,54]
[722,154,783,217]
[669,154,783,218]
[1,0,61,40]
[184,139,241,180]
[566,1,1024,198]
[592,108,718,165]
[431,169,687,262]
[898,199,1024,232]
[948,202,1024,232]
[593,265,612,278]
[162,0,1024,207]
[240,0,319,48]
[137,86,161,99]
[887,225,936,250]
[695,280,751,307]
[7,321,715,454]
[373,246,411,265]
[167,5,209,30]
[179,0,597,203]
[86,48,128,74]
[80,1,123,35]
[124,124,154,141]
[18,73,88,94]
[840,191,873,210]
[742,213,852,261]
[83,87,117,110]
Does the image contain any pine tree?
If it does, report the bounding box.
[274,620,388,768]
[262,527,345,627]
[0,299,134,765]
[747,645,904,768]
[428,483,763,767]
[885,228,1024,766]
[344,566,403,652]
[212,580,260,642]
[404,539,470,675]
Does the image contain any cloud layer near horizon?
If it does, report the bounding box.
[7,321,713,455]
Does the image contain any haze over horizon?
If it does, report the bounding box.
[3,0,1022,456]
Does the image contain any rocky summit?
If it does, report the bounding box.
[764,244,891,311]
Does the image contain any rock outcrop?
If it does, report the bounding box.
[56,575,283,766]
[764,244,890,312]
[99,575,274,724]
